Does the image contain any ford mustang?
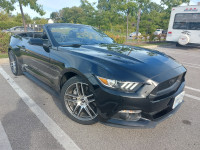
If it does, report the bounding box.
[8,23,186,128]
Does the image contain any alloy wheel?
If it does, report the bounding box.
[64,82,97,121]
[9,53,17,74]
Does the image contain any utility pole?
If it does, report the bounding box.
[126,0,129,41]
[136,8,141,39]
[126,12,129,41]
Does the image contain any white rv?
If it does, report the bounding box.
[166,5,200,46]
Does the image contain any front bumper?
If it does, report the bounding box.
[102,82,185,128]
[89,75,185,128]
[104,102,182,128]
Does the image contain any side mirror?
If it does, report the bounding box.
[28,38,43,46]
[43,40,51,52]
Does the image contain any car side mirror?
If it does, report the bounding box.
[43,40,51,52]
[28,38,43,46]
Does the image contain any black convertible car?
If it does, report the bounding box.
[8,23,186,128]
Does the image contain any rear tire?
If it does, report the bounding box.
[8,51,23,76]
[61,76,98,125]
[176,43,182,47]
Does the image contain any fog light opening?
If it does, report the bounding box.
[119,110,142,121]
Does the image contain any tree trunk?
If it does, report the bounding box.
[19,0,26,32]
[136,8,141,40]
[126,12,129,41]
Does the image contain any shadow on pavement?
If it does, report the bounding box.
[157,43,200,51]
[23,72,66,115]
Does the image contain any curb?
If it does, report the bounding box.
[141,45,159,49]
[0,58,9,65]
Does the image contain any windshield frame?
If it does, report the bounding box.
[45,23,114,47]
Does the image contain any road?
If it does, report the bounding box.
[0,44,200,150]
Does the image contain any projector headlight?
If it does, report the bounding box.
[97,76,142,92]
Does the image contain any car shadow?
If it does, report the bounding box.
[157,43,200,51]
[23,72,66,115]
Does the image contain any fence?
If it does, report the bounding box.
[27,24,43,32]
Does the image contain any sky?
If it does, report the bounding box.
[11,0,199,18]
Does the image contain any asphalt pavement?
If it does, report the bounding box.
[0,44,200,150]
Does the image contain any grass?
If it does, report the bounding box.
[0,53,8,58]
[125,41,168,47]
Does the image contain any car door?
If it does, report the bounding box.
[22,38,53,86]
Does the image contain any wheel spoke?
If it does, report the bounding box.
[87,104,96,116]
[84,106,93,119]
[81,83,85,96]
[88,99,95,103]
[76,83,81,96]
[77,107,83,116]
[73,104,79,113]
[65,93,78,98]
[86,94,93,98]
[66,99,77,103]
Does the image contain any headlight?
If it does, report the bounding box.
[97,76,142,92]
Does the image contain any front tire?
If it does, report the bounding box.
[61,76,98,125]
[8,51,23,76]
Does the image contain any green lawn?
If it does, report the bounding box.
[125,41,168,47]
[0,53,8,58]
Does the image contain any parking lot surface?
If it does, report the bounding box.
[0,44,200,150]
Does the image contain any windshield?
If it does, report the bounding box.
[48,25,114,46]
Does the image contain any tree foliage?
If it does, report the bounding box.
[0,0,45,31]
[161,0,190,12]
[0,0,45,15]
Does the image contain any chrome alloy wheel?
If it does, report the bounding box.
[9,53,17,74]
[64,82,97,121]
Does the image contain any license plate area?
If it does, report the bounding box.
[172,91,185,109]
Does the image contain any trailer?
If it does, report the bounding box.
[166,5,200,46]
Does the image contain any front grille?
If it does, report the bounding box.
[157,76,179,91]
[150,73,185,101]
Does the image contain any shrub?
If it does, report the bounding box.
[149,34,156,42]
[104,31,125,44]
[0,31,10,53]
[0,21,21,30]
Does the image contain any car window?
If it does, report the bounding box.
[48,25,114,46]
[173,13,200,30]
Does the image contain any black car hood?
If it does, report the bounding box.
[59,44,182,81]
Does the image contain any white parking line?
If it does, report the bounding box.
[186,86,200,93]
[0,67,80,150]
[185,94,200,101]
[0,121,12,150]
[184,64,200,69]
[182,62,200,67]
[157,50,200,58]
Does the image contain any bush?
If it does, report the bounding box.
[0,31,10,53]
[149,34,156,42]
[0,21,21,30]
[105,31,125,44]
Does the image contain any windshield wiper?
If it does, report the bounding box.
[60,44,81,48]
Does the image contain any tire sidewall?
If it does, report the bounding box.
[8,51,22,76]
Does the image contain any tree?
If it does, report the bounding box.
[118,0,137,40]
[80,0,96,25]
[50,12,60,23]
[135,0,150,39]
[59,7,85,24]
[161,0,190,12]
[32,17,48,24]
[0,0,45,31]
[14,13,32,24]
[97,0,125,30]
